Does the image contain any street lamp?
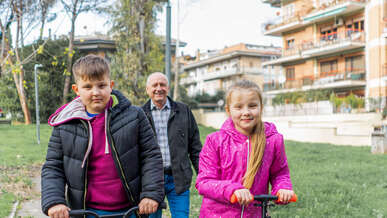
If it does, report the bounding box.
[166,0,171,84]
[34,64,43,145]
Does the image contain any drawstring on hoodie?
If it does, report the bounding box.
[104,110,109,154]
[81,108,110,168]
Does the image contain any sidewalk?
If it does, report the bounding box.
[15,176,47,218]
[15,176,170,218]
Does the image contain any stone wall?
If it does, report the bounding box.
[192,109,382,146]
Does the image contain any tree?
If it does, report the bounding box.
[109,0,164,105]
[60,0,107,104]
[0,38,80,122]
[0,0,41,124]
[39,0,57,40]
[1,0,59,124]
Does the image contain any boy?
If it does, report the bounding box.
[41,55,164,218]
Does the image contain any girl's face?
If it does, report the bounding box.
[226,89,261,136]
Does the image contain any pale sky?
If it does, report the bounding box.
[155,0,282,55]
[26,0,281,56]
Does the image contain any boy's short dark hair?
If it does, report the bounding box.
[72,54,110,82]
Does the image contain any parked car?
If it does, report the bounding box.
[0,108,3,118]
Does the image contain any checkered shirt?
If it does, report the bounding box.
[150,99,171,167]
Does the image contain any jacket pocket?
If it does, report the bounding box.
[180,161,192,184]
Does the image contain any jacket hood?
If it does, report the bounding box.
[220,117,279,140]
[48,90,126,126]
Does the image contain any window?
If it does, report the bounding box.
[319,0,334,7]
[321,27,337,41]
[286,67,295,81]
[346,20,364,36]
[345,55,365,72]
[283,4,295,19]
[286,39,295,49]
[320,60,338,76]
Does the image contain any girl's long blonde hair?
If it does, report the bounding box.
[225,80,266,189]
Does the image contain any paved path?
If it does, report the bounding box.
[15,176,170,218]
[16,176,47,218]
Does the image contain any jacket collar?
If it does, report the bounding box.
[48,89,130,126]
[144,96,178,113]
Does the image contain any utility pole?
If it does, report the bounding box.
[166,0,172,84]
[34,64,43,145]
[173,0,180,100]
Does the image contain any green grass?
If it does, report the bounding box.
[1,124,387,218]
[0,124,52,217]
[192,126,387,218]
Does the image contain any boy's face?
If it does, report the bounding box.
[72,75,114,114]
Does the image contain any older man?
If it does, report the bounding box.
[142,72,202,218]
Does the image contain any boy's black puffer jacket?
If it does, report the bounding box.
[41,90,164,216]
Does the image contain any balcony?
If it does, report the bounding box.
[263,31,365,66]
[263,82,283,91]
[313,69,366,89]
[383,17,387,38]
[263,70,365,94]
[263,0,367,36]
[285,80,303,89]
[202,67,265,81]
[303,0,367,23]
[302,31,365,57]
[261,0,281,7]
[180,76,197,85]
[264,14,304,36]
[262,48,303,66]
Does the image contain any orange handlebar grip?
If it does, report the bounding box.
[276,193,298,203]
[290,194,298,202]
[230,193,254,204]
[230,194,238,203]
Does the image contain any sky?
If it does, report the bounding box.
[27,0,282,56]
[155,0,282,55]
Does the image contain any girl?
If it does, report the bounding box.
[195,80,294,217]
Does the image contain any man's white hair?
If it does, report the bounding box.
[146,72,169,86]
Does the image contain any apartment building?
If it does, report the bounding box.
[180,43,282,96]
[262,0,387,111]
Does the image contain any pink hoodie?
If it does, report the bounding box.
[195,118,293,218]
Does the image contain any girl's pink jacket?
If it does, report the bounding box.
[195,118,293,218]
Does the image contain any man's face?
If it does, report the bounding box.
[146,74,169,107]
[72,75,114,114]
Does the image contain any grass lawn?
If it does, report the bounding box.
[1,124,386,217]
[0,124,51,218]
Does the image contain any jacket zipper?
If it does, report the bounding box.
[106,112,139,216]
[241,137,251,218]
[80,120,89,218]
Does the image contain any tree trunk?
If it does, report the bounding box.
[12,2,31,124]
[62,11,76,105]
[39,15,46,41]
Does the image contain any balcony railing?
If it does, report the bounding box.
[315,69,365,85]
[180,76,197,85]
[264,14,302,32]
[263,82,283,91]
[264,0,367,35]
[280,31,365,59]
[263,69,365,92]
[202,67,265,81]
[283,47,301,57]
[284,80,303,89]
